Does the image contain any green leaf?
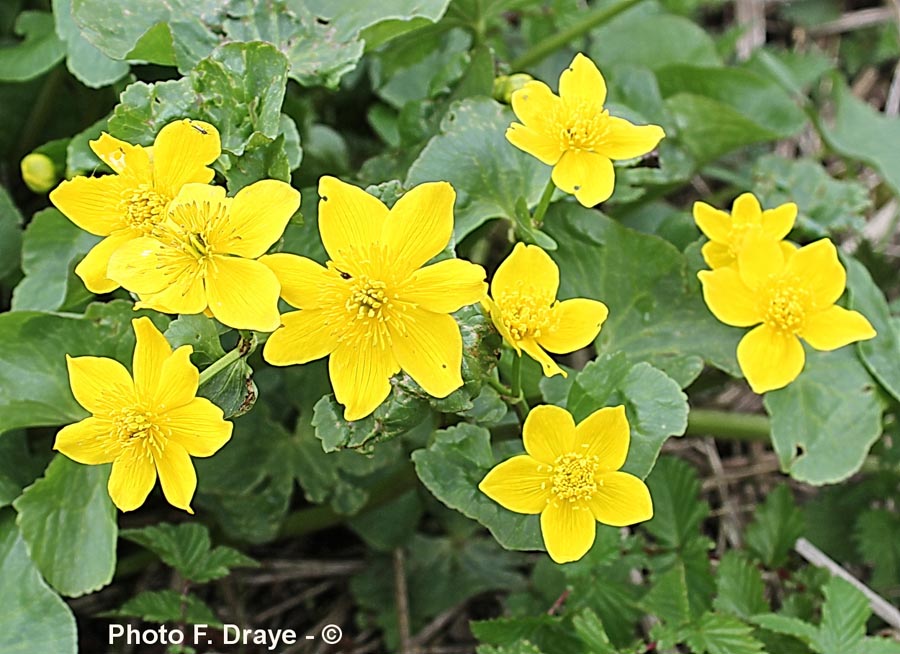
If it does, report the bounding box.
[0,305,143,435]
[571,609,617,653]
[751,613,818,646]
[820,75,900,198]
[406,97,548,241]
[656,65,806,138]
[412,423,543,551]
[121,522,257,583]
[763,347,883,484]
[644,457,709,549]
[198,358,257,419]
[589,10,720,71]
[744,485,803,568]
[477,643,545,654]
[163,314,226,367]
[0,11,66,82]
[304,0,451,44]
[471,615,582,654]
[817,577,869,654]
[845,256,900,404]
[855,509,900,592]
[545,204,740,388]
[566,354,687,478]
[752,155,869,238]
[0,185,23,282]
[713,551,768,619]
[105,589,221,626]
[0,432,48,509]
[52,0,128,88]
[684,612,765,654]
[0,511,76,654]
[13,456,116,597]
[11,208,98,312]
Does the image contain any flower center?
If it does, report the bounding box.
[550,452,600,502]
[165,200,227,261]
[121,184,169,232]
[110,407,162,446]
[497,287,558,342]
[553,101,609,152]
[346,275,392,321]
[762,277,809,334]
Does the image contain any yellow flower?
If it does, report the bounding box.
[506,53,665,207]
[694,193,797,269]
[262,176,487,421]
[698,236,876,393]
[106,181,300,332]
[484,243,608,378]
[49,119,221,294]
[54,318,232,513]
[479,404,652,564]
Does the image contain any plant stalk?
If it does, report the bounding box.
[530,178,556,228]
[685,409,770,442]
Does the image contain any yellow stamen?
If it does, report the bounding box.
[496,284,559,342]
[552,102,610,153]
[762,276,809,334]
[121,184,169,231]
[549,452,600,503]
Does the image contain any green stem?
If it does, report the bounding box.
[685,409,770,442]
[530,178,556,229]
[16,65,63,160]
[511,0,648,70]
[198,334,257,386]
[510,354,522,399]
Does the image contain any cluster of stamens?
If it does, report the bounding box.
[551,101,609,153]
[762,277,809,334]
[542,452,600,503]
[498,286,558,342]
[109,407,165,455]
[121,184,169,231]
[347,276,391,321]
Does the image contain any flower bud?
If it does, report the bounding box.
[20,153,58,193]
[492,73,534,104]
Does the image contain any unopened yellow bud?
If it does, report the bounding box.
[21,153,58,193]
[492,73,534,104]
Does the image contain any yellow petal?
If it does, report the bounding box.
[597,117,665,160]
[540,298,608,354]
[154,345,199,412]
[54,418,119,464]
[478,455,552,515]
[701,241,734,269]
[220,180,300,258]
[491,242,559,303]
[49,175,126,235]
[785,239,846,308]
[89,133,151,176]
[520,338,564,377]
[154,441,197,514]
[66,354,135,415]
[588,471,653,526]
[108,447,157,512]
[151,119,220,196]
[390,310,463,398]
[318,176,388,265]
[170,182,228,207]
[697,268,761,327]
[540,500,596,564]
[523,404,576,464]
[801,305,876,351]
[731,193,762,226]
[737,324,805,393]
[329,341,398,421]
[263,309,340,365]
[736,233,785,290]
[510,80,560,130]
[558,52,607,109]
[575,405,629,471]
[205,256,281,332]
[131,317,171,405]
[107,236,183,295]
[693,201,732,242]
[551,150,615,207]
[400,259,487,314]
[383,181,455,276]
[485,296,518,353]
[75,229,137,294]
[259,253,333,309]
[164,398,233,457]
[506,123,562,165]
[761,202,797,240]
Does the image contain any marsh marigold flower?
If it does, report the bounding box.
[694,193,797,269]
[107,181,300,332]
[480,404,652,563]
[50,119,221,294]
[484,243,608,377]
[262,176,487,421]
[506,53,665,207]
[698,236,876,393]
[54,318,232,513]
